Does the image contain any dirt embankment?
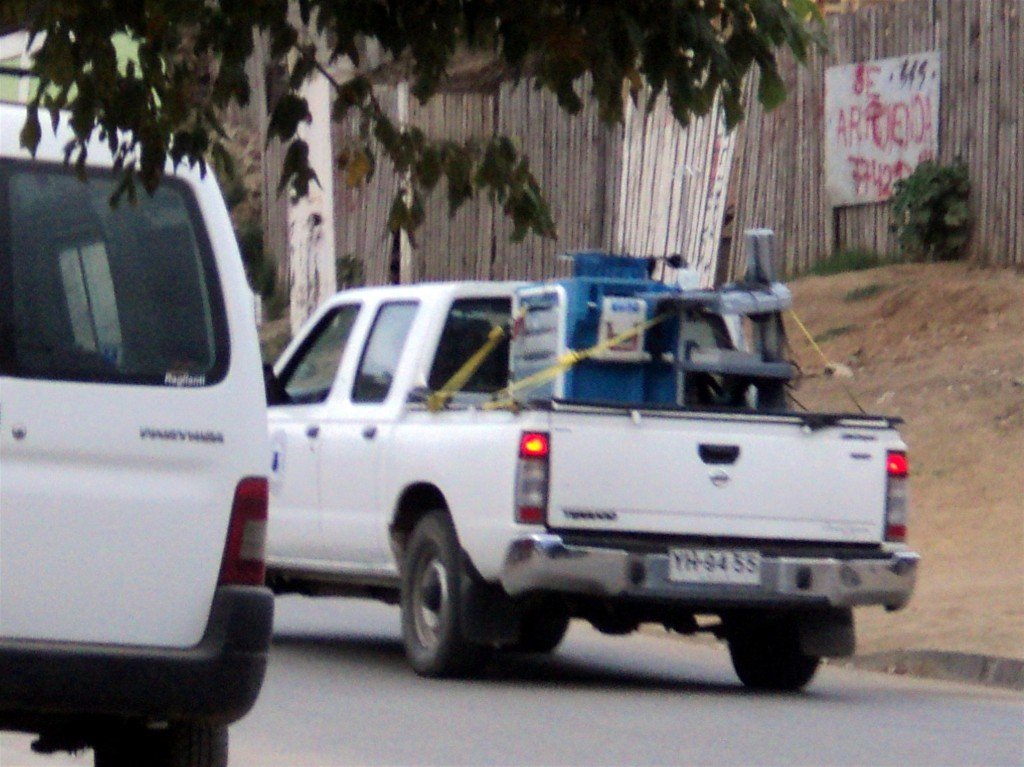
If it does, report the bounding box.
[786,262,1024,659]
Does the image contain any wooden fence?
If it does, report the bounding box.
[725,0,1023,277]
[327,81,735,289]
[341,81,620,286]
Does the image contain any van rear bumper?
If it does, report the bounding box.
[499,534,919,611]
[0,585,273,730]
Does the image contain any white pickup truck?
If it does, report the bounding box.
[265,253,919,691]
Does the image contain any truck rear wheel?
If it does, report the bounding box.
[726,614,821,692]
[400,511,488,677]
[93,722,227,767]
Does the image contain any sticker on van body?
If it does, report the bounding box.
[140,427,224,444]
[164,371,208,387]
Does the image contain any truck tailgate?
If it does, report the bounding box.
[546,408,901,544]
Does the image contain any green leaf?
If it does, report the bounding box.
[268,95,311,142]
[387,195,410,234]
[345,149,373,188]
[279,139,318,198]
[417,146,442,191]
[758,67,788,111]
[19,107,41,154]
[444,148,473,213]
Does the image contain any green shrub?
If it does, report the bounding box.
[810,248,884,277]
[890,159,972,262]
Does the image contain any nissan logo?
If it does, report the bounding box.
[709,468,730,488]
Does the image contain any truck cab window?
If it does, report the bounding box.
[428,297,511,393]
[352,301,418,403]
[279,304,360,404]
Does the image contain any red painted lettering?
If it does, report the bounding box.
[846,155,918,198]
[853,63,881,96]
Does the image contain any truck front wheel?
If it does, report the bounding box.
[726,613,821,692]
[400,511,488,677]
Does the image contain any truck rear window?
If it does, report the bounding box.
[0,161,228,386]
[428,297,511,394]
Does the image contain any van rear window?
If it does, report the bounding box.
[0,161,228,386]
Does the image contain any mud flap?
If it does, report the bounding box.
[798,608,856,657]
[459,553,521,645]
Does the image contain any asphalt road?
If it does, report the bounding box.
[3,597,1022,767]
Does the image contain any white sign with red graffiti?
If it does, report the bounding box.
[825,51,940,206]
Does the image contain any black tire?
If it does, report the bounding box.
[93,722,227,767]
[508,605,570,654]
[727,614,821,692]
[400,511,488,677]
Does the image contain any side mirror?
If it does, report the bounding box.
[406,386,432,405]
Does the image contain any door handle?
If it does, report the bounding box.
[362,425,378,440]
[306,425,320,439]
[698,444,740,465]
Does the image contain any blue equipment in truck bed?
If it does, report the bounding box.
[511,251,679,404]
[510,237,796,409]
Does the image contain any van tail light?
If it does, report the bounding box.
[884,451,909,542]
[219,477,269,586]
[515,432,550,525]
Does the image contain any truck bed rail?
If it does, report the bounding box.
[533,397,903,431]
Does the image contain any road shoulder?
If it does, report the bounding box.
[839,650,1024,691]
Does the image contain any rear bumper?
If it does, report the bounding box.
[499,534,919,611]
[0,585,273,731]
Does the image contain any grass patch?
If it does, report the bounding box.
[843,283,888,302]
[810,248,885,277]
[814,325,855,343]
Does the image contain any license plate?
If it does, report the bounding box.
[668,548,762,586]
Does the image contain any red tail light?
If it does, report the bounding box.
[887,452,909,478]
[219,477,269,586]
[516,432,550,524]
[885,451,909,542]
[520,432,550,458]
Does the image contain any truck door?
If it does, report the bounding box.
[319,300,419,568]
[267,304,360,564]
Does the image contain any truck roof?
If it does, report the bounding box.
[320,279,528,307]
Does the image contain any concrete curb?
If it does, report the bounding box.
[837,650,1024,691]
[643,627,1023,691]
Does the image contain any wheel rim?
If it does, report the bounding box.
[412,553,449,650]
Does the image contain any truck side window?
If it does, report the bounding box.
[428,297,511,393]
[278,304,360,405]
[352,301,418,403]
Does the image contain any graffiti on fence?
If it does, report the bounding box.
[825,52,940,206]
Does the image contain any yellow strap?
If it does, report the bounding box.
[787,309,866,414]
[426,324,507,412]
[482,311,674,411]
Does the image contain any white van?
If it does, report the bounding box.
[0,102,273,766]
